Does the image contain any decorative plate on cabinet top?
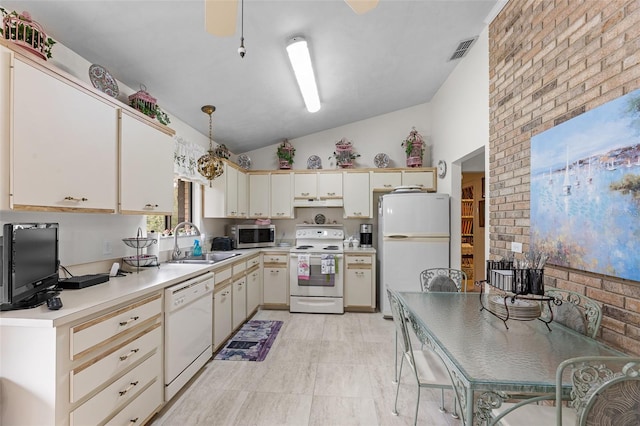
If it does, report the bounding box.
[237,154,251,170]
[88,64,119,97]
[374,153,390,168]
[307,155,322,169]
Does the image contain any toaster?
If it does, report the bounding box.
[212,237,234,251]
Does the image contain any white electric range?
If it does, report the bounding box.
[289,225,344,314]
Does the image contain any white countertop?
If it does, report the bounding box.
[0,250,262,328]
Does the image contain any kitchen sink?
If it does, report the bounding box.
[169,252,241,264]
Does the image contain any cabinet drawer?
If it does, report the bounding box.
[247,255,260,269]
[232,261,247,277]
[215,266,232,284]
[346,255,373,268]
[71,294,162,359]
[70,324,161,403]
[70,352,161,426]
[105,378,162,426]
[263,253,288,265]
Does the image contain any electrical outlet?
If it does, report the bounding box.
[102,240,112,255]
[511,242,522,253]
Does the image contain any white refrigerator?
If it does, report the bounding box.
[378,191,450,317]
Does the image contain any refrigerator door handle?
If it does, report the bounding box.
[387,235,408,239]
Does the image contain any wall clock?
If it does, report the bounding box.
[437,160,447,178]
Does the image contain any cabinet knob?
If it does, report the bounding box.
[64,196,88,202]
[144,203,159,208]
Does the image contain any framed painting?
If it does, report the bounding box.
[530,89,640,282]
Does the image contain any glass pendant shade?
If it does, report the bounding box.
[197,105,224,186]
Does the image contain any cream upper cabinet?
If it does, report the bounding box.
[270,173,293,218]
[293,173,317,199]
[402,169,437,192]
[203,162,247,218]
[370,171,402,192]
[119,111,173,214]
[10,57,118,212]
[318,172,343,199]
[343,172,371,218]
[249,173,270,218]
[237,169,248,217]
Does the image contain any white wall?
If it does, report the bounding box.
[242,103,431,170]
[429,27,490,269]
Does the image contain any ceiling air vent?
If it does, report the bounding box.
[449,37,478,61]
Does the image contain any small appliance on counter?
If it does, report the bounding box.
[211,236,234,251]
[359,223,373,248]
[227,224,276,249]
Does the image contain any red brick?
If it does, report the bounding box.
[586,287,625,307]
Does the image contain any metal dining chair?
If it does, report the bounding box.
[419,268,468,292]
[387,288,455,425]
[491,355,640,426]
[542,287,602,339]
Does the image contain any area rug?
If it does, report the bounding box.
[214,320,283,361]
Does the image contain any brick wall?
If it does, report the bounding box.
[489,0,640,355]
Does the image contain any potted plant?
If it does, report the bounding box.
[401,127,425,167]
[329,137,360,168]
[277,139,295,169]
[0,8,56,60]
[128,86,171,125]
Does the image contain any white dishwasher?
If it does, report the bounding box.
[164,272,214,401]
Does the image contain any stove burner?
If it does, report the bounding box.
[296,245,314,249]
[324,245,340,250]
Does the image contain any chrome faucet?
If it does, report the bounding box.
[172,221,201,260]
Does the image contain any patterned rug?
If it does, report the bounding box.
[214,320,283,361]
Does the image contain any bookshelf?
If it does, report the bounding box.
[461,173,485,290]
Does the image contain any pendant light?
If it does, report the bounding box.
[197,105,224,186]
[237,0,246,58]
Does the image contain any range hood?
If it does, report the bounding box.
[293,198,343,208]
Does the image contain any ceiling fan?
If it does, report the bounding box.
[204,0,379,37]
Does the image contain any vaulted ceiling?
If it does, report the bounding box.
[1,0,499,153]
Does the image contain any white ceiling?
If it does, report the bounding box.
[2,0,498,153]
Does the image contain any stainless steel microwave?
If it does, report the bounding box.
[228,224,276,249]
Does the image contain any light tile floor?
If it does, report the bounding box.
[150,310,461,426]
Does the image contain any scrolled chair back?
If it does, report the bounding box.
[419,268,467,292]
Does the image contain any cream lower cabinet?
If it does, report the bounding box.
[0,293,164,425]
[119,111,174,214]
[344,254,376,311]
[343,172,371,218]
[262,253,289,307]
[246,255,262,315]
[232,277,247,330]
[10,56,118,212]
[213,283,233,351]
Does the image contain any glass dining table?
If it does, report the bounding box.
[396,291,625,426]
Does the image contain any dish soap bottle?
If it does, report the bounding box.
[192,239,202,256]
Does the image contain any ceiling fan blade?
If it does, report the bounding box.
[344,0,379,15]
[205,0,238,37]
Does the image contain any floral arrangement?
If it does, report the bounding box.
[277,139,295,168]
[129,98,171,125]
[0,8,56,59]
[329,137,360,167]
[401,127,425,158]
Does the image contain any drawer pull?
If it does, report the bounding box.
[119,348,140,361]
[118,381,139,396]
[301,192,309,196]
[327,192,336,196]
[64,196,88,202]
[144,203,158,208]
[384,184,392,188]
[119,316,140,326]
[128,418,140,426]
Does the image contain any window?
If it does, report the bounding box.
[146,179,192,233]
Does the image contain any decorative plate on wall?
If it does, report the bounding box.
[307,155,322,169]
[88,64,119,97]
[314,213,326,224]
[374,153,390,168]
[237,154,251,170]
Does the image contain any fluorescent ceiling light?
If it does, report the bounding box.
[286,37,321,113]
